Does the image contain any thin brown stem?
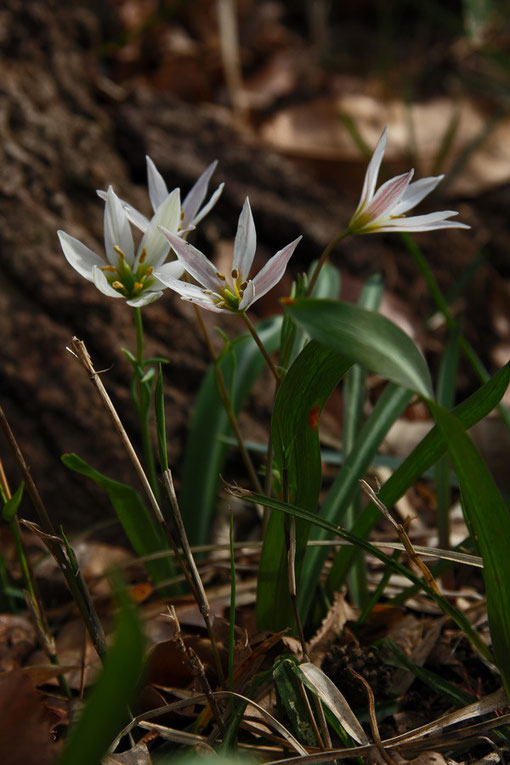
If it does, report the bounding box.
[163,470,226,689]
[67,338,164,524]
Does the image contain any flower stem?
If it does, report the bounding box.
[193,305,263,494]
[240,311,280,385]
[132,307,160,502]
[306,229,351,296]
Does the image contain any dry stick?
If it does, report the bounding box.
[67,338,226,687]
[359,479,442,596]
[67,338,165,525]
[0,457,65,683]
[349,669,398,765]
[193,306,263,494]
[163,470,226,689]
[165,606,226,734]
[0,405,107,659]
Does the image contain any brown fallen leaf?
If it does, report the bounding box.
[0,668,59,765]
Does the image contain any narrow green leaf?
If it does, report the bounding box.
[180,318,281,546]
[273,655,318,747]
[301,383,412,616]
[257,341,352,630]
[314,361,510,603]
[430,401,510,695]
[2,482,24,521]
[285,298,433,398]
[62,454,174,588]
[58,578,145,765]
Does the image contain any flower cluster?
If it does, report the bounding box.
[58,129,469,313]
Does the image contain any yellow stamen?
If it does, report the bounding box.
[240,281,248,290]
[138,248,147,264]
[217,272,226,281]
[133,282,144,293]
[113,246,125,259]
[231,268,239,279]
[145,267,154,277]
[101,265,116,273]
[112,281,126,292]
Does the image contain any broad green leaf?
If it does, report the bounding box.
[257,340,352,630]
[2,482,24,521]
[180,318,281,546]
[285,298,433,398]
[58,578,145,765]
[309,361,510,605]
[273,655,318,747]
[430,402,510,695]
[236,487,492,662]
[62,454,174,588]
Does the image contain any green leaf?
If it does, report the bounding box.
[62,454,174,589]
[317,361,510,600]
[58,577,145,765]
[430,401,510,695]
[300,383,412,616]
[180,318,281,546]
[285,298,433,398]
[2,482,24,521]
[273,655,318,746]
[257,340,352,630]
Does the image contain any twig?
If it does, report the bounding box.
[163,470,226,689]
[349,669,398,765]
[164,606,225,734]
[359,478,442,596]
[0,405,107,659]
[67,338,164,524]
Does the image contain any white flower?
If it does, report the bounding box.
[98,158,224,235]
[157,198,302,313]
[348,126,470,235]
[58,186,184,307]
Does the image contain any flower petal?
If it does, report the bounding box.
[189,182,224,227]
[352,126,388,216]
[158,228,223,292]
[362,170,414,221]
[157,273,226,312]
[246,235,302,308]
[153,260,185,284]
[146,156,169,212]
[373,210,471,233]
[104,186,135,266]
[391,175,444,216]
[91,266,125,298]
[232,197,257,282]
[97,190,150,232]
[137,188,181,269]
[182,160,218,228]
[126,290,164,307]
[58,231,105,281]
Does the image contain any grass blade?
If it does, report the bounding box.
[62,454,174,589]
[58,577,145,765]
[430,401,510,695]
